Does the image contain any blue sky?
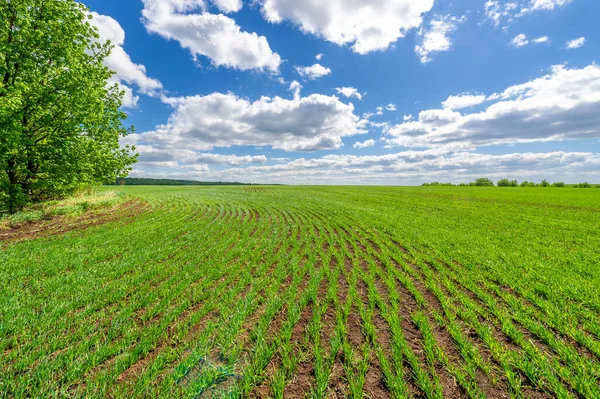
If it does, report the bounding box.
[83,0,600,184]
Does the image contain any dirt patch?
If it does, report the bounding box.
[346,310,365,348]
[0,200,148,244]
[283,361,314,398]
[326,355,348,399]
[364,354,392,399]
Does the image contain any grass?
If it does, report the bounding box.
[1,185,599,398]
[0,190,123,230]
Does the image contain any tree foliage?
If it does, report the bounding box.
[472,178,495,187]
[0,0,137,213]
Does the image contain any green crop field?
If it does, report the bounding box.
[1,186,600,399]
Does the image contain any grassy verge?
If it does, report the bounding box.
[0,190,125,230]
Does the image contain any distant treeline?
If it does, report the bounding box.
[107,178,261,186]
[422,178,599,188]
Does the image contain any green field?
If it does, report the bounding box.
[1,186,600,398]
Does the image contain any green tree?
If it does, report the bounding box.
[473,178,494,187]
[1,0,137,213]
[540,179,550,187]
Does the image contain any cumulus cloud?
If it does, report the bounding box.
[90,12,163,107]
[134,92,366,153]
[384,64,600,149]
[353,139,376,149]
[442,94,487,110]
[260,0,434,54]
[211,0,243,13]
[415,15,466,63]
[386,104,397,111]
[296,64,331,80]
[141,0,281,72]
[315,53,324,61]
[135,145,267,167]
[566,37,586,49]
[511,33,529,47]
[142,149,600,185]
[289,80,303,100]
[336,87,363,100]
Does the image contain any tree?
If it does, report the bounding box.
[498,179,518,187]
[473,178,494,187]
[552,182,565,187]
[1,0,137,213]
[540,179,550,187]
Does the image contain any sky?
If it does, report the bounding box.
[82,0,600,185]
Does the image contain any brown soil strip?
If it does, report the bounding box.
[412,261,519,399]
[326,356,348,399]
[283,361,314,398]
[282,306,315,398]
[0,200,148,244]
[394,269,466,398]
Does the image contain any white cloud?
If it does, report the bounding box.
[530,0,572,10]
[386,104,397,111]
[511,33,529,47]
[141,149,600,185]
[566,37,586,49]
[415,15,466,63]
[484,1,519,27]
[211,0,243,13]
[90,12,163,107]
[370,121,389,128]
[135,92,366,152]
[295,64,332,80]
[485,0,571,27]
[404,114,414,121]
[353,139,376,149]
[442,93,487,109]
[141,0,281,72]
[316,53,324,61]
[336,87,363,100]
[289,80,302,100]
[532,35,549,44]
[135,145,267,167]
[511,34,550,47]
[384,64,600,149]
[260,0,435,54]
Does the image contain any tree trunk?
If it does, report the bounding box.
[6,157,20,214]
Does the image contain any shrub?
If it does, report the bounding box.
[540,179,550,187]
[422,182,455,187]
[574,182,591,188]
[552,182,565,187]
